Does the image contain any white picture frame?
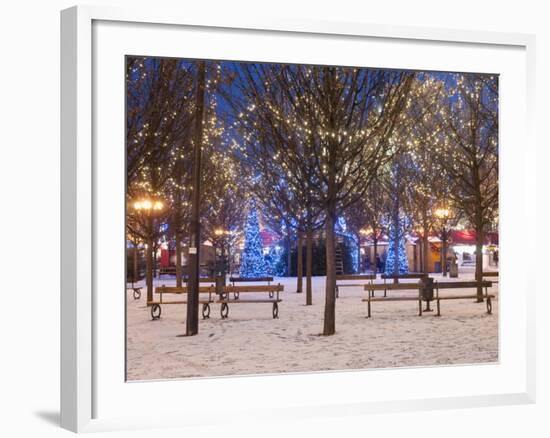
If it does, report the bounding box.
[60,4,536,433]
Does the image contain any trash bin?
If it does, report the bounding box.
[449,261,458,278]
[421,277,434,302]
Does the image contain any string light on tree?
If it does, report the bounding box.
[384,219,409,275]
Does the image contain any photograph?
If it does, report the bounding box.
[125,56,499,381]
[1,0,545,435]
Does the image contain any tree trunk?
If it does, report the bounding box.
[186,60,205,336]
[296,232,303,293]
[175,233,182,287]
[323,70,337,336]
[441,231,448,277]
[356,233,362,273]
[373,237,378,276]
[475,227,484,302]
[323,213,337,336]
[227,245,232,277]
[413,239,418,272]
[393,213,399,275]
[417,237,426,272]
[286,235,292,277]
[220,241,227,278]
[146,238,153,303]
[306,227,313,305]
[132,243,138,284]
[152,242,158,279]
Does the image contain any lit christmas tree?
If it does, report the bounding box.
[384,219,409,275]
[239,206,268,278]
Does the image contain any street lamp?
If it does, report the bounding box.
[434,206,451,277]
[360,227,373,236]
[134,199,164,211]
[132,197,164,303]
[434,207,450,221]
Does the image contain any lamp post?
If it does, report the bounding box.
[186,60,206,336]
[434,207,451,277]
[133,198,164,303]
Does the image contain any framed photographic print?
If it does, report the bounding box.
[61,4,536,433]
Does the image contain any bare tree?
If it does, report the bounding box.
[201,149,248,277]
[228,63,413,334]
[223,63,325,304]
[429,73,498,299]
[126,57,195,302]
[344,185,387,274]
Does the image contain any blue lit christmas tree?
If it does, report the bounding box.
[239,206,268,278]
[384,218,409,275]
[336,216,360,273]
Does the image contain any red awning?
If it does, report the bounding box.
[450,230,498,245]
[260,229,280,247]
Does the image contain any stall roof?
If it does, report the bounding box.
[361,230,498,246]
[260,229,280,247]
[450,230,498,245]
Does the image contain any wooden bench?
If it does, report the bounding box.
[217,284,283,319]
[335,274,377,298]
[362,280,495,318]
[363,282,425,318]
[483,271,499,283]
[379,273,429,297]
[229,276,274,284]
[381,273,428,281]
[228,277,274,299]
[127,286,142,300]
[434,280,495,316]
[147,285,216,320]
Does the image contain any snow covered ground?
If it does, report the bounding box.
[126,270,498,381]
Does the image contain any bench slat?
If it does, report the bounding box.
[381,273,427,279]
[218,299,282,304]
[155,286,215,294]
[435,281,492,289]
[182,277,216,283]
[338,284,369,288]
[437,295,495,300]
[223,285,283,293]
[364,283,422,291]
[147,300,212,305]
[229,277,274,283]
[362,297,420,302]
[336,274,377,281]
